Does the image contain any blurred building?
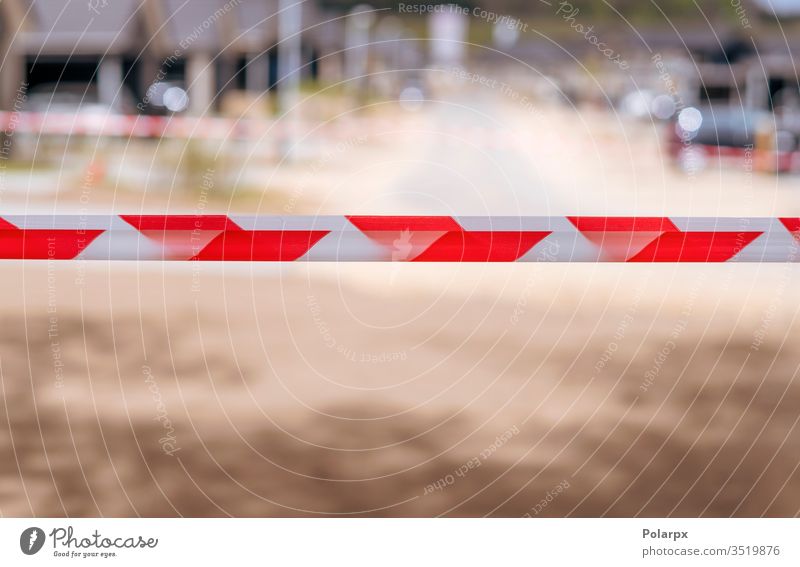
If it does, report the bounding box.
[662,36,800,114]
[0,0,344,114]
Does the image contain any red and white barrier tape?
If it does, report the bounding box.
[0,111,516,148]
[0,111,281,140]
[0,215,798,262]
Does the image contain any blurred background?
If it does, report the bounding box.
[1,0,800,517]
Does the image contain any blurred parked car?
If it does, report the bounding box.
[668,106,800,174]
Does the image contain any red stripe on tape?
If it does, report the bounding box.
[779,218,800,240]
[121,215,242,231]
[192,230,329,261]
[347,216,463,232]
[627,232,763,262]
[567,217,679,232]
[0,230,104,259]
[412,231,550,262]
[0,218,18,230]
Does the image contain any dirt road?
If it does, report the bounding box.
[1,259,798,517]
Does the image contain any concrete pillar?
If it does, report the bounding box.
[138,56,158,107]
[98,56,123,112]
[187,53,215,115]
[428,9,468,66]
[745,66,768,111]
[245,51,269,93]
[214,55,237,107]
[345,6,374,94]
[0,50,25,112]
[278,0,302,113]
[317,50,343,85]
[0,0,27,111]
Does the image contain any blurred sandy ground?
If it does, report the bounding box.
[1,260,799,517]
[2,99,800,517]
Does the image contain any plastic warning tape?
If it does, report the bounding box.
[0,111,517,148]
[0,111,285,140]
[1,215,799,262]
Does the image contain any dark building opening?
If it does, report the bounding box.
[25,56,99,90]
[699,84,733,105]
[268,49,279,90]
[768,77,787,111]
